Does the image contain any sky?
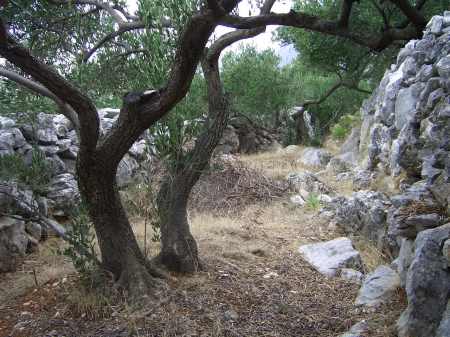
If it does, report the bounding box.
[213,0,297,65]
[213,0,296,64]
[126,0,297,66]
[0,1,297,67]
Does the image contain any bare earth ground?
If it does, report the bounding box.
[0,148,405,337]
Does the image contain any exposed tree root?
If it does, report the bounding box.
[115,257,168,304]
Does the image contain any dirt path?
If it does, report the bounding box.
[0,150,403,337]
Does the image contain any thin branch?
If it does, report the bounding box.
[49,0,151,62]
[81,21,145,63]
[389,0,427,30]
[303,81,344,108]
[207,0,274,61]
[370,0,390,29]
[0,66,80,130]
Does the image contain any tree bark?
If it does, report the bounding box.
[155,0,276,273]
[0,2,240,298]
[156,55,230,272]
[76,151,166,298]
[293,107,309,145]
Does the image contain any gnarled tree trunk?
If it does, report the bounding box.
[156,55,230,272]
[155,0,276,273]
[76,151,165,297]
[0,2,238,299]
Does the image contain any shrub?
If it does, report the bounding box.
[305,193,321,211]
[122,183,161,245]
[331,114,361,140]
[61,205,98,282]
[0,148,52,194]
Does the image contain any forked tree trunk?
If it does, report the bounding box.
[0,0,242,300]
[156,55,230,272]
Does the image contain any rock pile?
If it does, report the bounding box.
[0,109,153,272]
[317,12,450,337]
[216,117,281,154]
[0,109,152,216]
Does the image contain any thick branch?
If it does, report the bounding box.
[95,0,242,165]
[207,0,226,16]
[207,0,274,61]
[389,0,427,30]
[219,9,424,51]
[0,18,98,149]
[339,0,355,28]
[396,0,428,29]
[0,66,80,130]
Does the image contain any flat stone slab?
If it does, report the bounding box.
[355,265,400,308]
[298,237,362,277]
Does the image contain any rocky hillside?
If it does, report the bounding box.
[0,108,152,272]
[293,12,450,337]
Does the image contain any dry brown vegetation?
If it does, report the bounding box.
[0,150,405,337]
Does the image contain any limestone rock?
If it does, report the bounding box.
[290,194,305,206]
[355,265,400,308]
[298,147,332,168]
[340,127,361,157]
[0,217,28,272]
[397,224,450,337]
[339,320,369,337]
[117,154,139,187]
[0,128,26,155]
[352,170,376,191]
[36,113,58,145]
[46,173,80,216]
[287,171,333,195]
[0,182,38,217]
[326,156,352,174]
[216,126,240,154]
[298,237,362,277]
[328,191,390,249]
[443,239,450,266]
[436,301,450,337]
[0,116,15,129]
[340,268,364,285]
[25,222,42,241]
[395,238,415,288]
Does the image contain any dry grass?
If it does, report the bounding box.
[352,236,390,273]
[123,201,365,337]
[1,146,407,337]
[322,136,344,155]
[0,238,73,306]
[315,170,354,197]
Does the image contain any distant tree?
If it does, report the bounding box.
[222,45,287,126]
[275,0,450,143]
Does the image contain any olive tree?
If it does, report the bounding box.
[0,0,440,298]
